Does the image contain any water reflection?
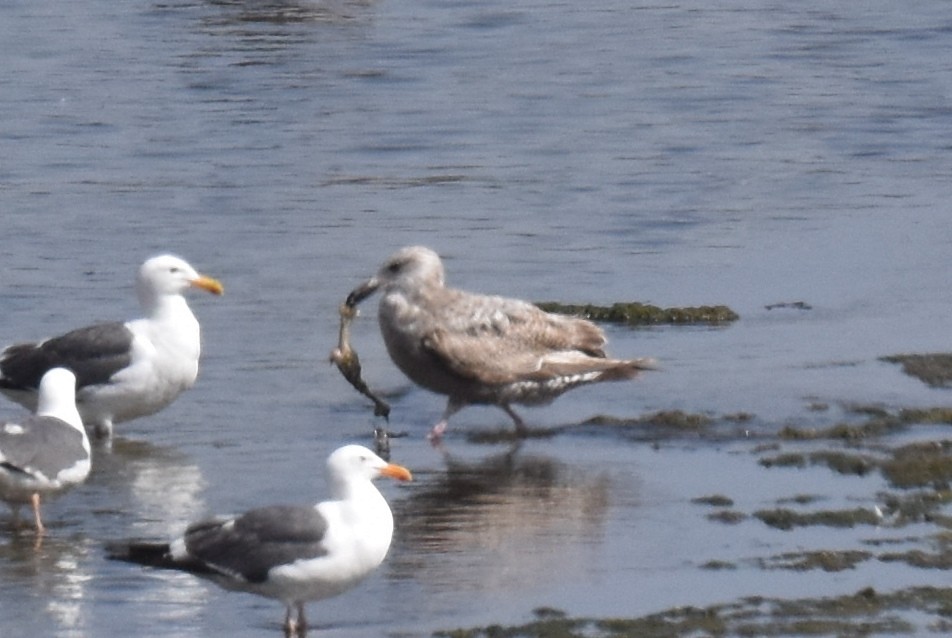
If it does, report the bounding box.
[0,533,94,633]
[391,445,611,593]
[0,437,207,635]
[87,438,212,631]
[88,437,207,537]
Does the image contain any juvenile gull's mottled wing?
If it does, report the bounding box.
[421,291,613,385]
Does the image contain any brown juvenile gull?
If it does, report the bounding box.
[108,444,412,636]
[0,368,90,534]
[346,245,656,438]
[0,254,224,438]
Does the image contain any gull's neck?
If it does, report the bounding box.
[141,292,196,324]
[37,391,84,433]
[331,475,384,506]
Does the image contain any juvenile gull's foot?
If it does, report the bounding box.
[427,420,448,443]
[374,427,391,460]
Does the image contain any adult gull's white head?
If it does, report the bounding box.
[136,254,224,312]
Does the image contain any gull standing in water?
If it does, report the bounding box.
[109,444,412,636]
[0,254,223,438]
[0,367,89,534]
[345,245,655,439]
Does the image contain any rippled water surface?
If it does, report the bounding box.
[2,0,952,636]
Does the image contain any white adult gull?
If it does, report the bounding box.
[109,444,412,636]
[0,254,224,438]
[0,367,90,534]
[346,245,656,438]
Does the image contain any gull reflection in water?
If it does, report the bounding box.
[87,438,212,625]
[89,437,208,537]
[0,533,94,632]
[390,445,612,594]
[0,435,211,634]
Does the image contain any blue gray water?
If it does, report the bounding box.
[2,0,952,636]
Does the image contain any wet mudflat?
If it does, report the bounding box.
[426,393,952,637]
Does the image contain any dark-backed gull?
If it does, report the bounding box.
[109,444,411,635]
[0,254,223,438]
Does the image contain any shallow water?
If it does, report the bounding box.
[2,0,952,636]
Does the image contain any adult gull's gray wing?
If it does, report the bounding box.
[184,505,330,583]
[0,322,135,391]
[0,416,88,481]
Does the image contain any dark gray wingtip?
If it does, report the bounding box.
[105,540,172,566]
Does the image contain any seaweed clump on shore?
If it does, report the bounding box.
[535,301,739,326]
[881,353,952,388]
[433,587,952,637]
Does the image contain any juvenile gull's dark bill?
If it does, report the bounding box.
[0,254,223,438]
[345,245,656,439]
[108,445,412,636]
[0,368,90,534]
